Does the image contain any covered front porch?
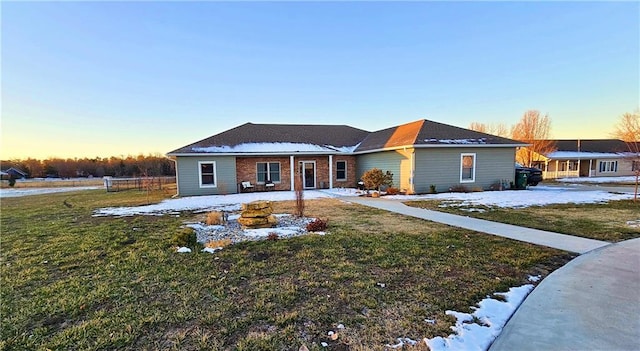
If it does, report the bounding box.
[536,159,596,179]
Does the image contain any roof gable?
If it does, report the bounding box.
[355,119,522,152]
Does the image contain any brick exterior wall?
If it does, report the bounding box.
[236,155,358,191]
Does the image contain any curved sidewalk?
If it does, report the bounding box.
[346,196,640,350]
[346,196,609,253]
[490,238,640,351]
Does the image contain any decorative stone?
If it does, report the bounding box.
[241,208,273,218]
[238,201,278,229]
[241,200,271,211]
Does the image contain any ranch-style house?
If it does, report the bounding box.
[167,119,526,196]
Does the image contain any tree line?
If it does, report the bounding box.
[1,154,176,179]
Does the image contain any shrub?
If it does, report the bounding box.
[171,228,197,247]
[306,218,328,232]
[361,168,393,191]
[206,211,223,225]
[429,184,436,194]
[385,187,400,195]
[8,177,15,187]
[267,232,279,241]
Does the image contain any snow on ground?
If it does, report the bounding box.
[0,186,100,198]
[424,284,535,351]
[92,185,632,217]
[557,176,636,184]
[385,185,633,208]
[93,188,361,216]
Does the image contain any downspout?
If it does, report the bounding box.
[168,156,180,198]
[290,155,295,191]
[410,150,415,194]
[328,155,333,189]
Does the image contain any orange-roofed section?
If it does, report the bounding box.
[384,120,424,148]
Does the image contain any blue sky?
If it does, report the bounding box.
[2,1,638,159]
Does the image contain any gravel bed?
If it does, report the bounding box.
[187,213,318,244]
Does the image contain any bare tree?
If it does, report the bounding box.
[511,110,556,167]
[612,111,640,202]
[469,122,510,137]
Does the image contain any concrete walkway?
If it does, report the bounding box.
[346,196,609,253]
[490,238,640,351]
[346,196,640,350]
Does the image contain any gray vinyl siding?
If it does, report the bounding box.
[413,147,516,193]
[175,156,237,196]
[356,151,405,188]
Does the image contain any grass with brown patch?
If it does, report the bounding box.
[1,191,573,350]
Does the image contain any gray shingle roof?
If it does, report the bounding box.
[168,119,524,155]
[168,122,370,154]
[354,120,522,152]
[545,139,629,153]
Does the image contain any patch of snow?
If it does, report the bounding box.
[0,186,100,198]
[386,187,633,208]
[93,190,350,217]
[557,176,637,184]
[546,151,625,159]
[243,226,301,238]
[386,337,418,349]
[527,275,541,282]
[626,220,640,228]
[192,142,360,153]
[425,138,487,144]
[176,247,192,253]
[202,247,223,254]
[424,284,534,351]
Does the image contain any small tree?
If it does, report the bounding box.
[361,168,393,191]
[511,110,556,167]
[612,111,640,202]
[469,122,510,137]
[294,175,305,217]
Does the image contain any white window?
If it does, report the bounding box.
[336,160,347,181]
[198,161,217,188]
[599,161,618,173]
[460,153,476,183]
[257,162,281,183]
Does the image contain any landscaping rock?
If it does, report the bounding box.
[239,201,277,229]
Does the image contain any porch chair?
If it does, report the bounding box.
[241,181,255,192]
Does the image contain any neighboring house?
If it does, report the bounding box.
[167,119,525,196]
[528,139,636,179]
[1,167,27,179]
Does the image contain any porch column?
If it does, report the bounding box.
[544,160,549,179]
[577,159,581,177]
[290,155,295,191]
[589,159,593,177]
[555,160,559,179]
[566,160,570,177]
[328,155,333,189]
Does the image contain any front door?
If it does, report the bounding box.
[300,161,316,189]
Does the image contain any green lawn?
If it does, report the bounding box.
[404,199,640,242]
[1,190,573,350]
